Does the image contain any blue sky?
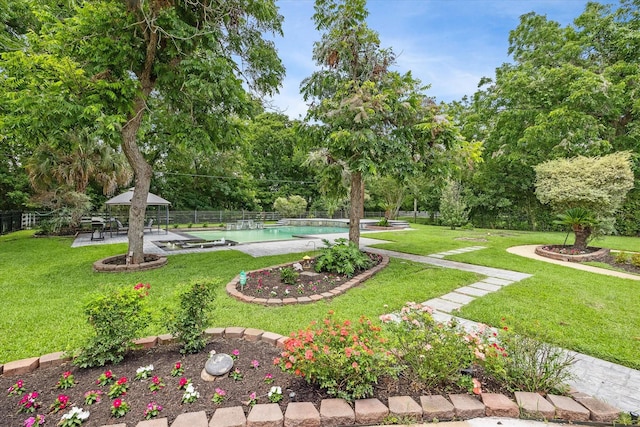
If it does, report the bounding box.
[267,0,591,118]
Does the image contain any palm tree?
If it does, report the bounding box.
[553,207,598,251]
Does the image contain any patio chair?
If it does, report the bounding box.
[115,219,128,234]
[144,218,154,233]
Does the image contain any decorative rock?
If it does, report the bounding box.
[205,353,234,376]
[320,399,354,426]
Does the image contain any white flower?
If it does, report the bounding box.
[62,406,90,421]
[268,386,282,397]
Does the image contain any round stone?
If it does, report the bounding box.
[205,353,234,376]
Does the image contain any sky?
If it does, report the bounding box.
[266,0,592,119]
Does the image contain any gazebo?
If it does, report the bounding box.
[105,188,171,235]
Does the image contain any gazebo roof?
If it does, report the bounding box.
[105,188,171,206]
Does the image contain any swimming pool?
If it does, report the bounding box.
[184,225,349,243]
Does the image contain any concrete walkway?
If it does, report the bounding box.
[72,231,640,412]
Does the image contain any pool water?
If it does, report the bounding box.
[184,225,349,243]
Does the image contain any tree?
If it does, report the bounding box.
[273,195,308,218]
[534,151,634,247]
[439,179,469,229]
[456,1,640,231]
[3,1,284,263]
[302,0,457,244]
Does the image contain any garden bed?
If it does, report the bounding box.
[535,245,610,263]
[226,253,388,305]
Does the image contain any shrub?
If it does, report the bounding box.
[631,253,640,268]
[74,284,151,368]
[273,195,308,217]
[380,302,476,389]
[614,251,630,264]
[314,238,373,278]
[279,267,298,286]
[276,312,393,401]
[165,280,216,354]
[481,326,575,394]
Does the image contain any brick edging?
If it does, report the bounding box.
[226,254,390,305]
[534,245,610,263]
[1,326,621,426]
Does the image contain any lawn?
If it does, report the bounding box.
[1,225,639,370]
[367,225,640,369]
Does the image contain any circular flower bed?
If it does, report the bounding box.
[93,254,167,272]
[535,245,610,263]
[226,253,388,305]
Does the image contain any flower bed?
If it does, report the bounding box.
[226,253,388,305]
[535,245,610,263]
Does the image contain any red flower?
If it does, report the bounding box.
[113,398,122,408]
[117,377,127,385]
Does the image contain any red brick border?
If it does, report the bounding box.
[226,254,389,305]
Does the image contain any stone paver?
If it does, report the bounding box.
[210,406,247,427]
[284,402,320,427]
[2,357,39,376]
[354,398,389,425]
[546,394,589,422]
[225,327,246,338]
[171,411,208,427]
[39,351,69,369]
[571,394,620,422]
[133,336,157,349]
[480,277,512,286]
[319,398,355,426]
[455,286,491,297]
[387,396,422,421]
[481,394,519,418]
[424,298,463,313]
[441,292,475,304]
[469,282,501,292]
[514,392,555,419]
[420,395,455,421]
[247,403,284,427]
[449,394,485,419]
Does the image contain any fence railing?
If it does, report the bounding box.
[0,211,23,235]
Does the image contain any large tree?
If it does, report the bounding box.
[455,1,640,231]
[301,0,458,244]
[2,1,284,263]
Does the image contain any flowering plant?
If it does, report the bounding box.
[263,373,274,384]
[231,349,240,360]
[149,376,165,392]
[7,379,26,396]
[268,386,283,403]
[178,377,191,390]
[247,392,258,407]
[18,392,40,413]
[83,390,103,405]
[171,361,184,377]
[56,371,76,389]
[110,398,129,418]
[50,394,70,413]
[134,282,151,297]
[23,414,45,427]
[251,359,260,369]
[229,368,243,381]
[144,402,163,420]
[211,387,226,403]
[59,406,89,427]
[95,370,114,386]
[135,364,154,380]
[181,383,199,403]
[107,377,128,398]
[277,311,392,400]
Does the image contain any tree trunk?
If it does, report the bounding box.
[121,97,152,265]
[349,171,363,245]
[573,226,591,251]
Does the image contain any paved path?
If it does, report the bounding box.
[72,232,639,412]
[365,245,640,412]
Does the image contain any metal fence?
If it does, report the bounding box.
[0,211,23,235]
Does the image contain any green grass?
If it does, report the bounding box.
[364,225,640,369]
[2,225,640,370]
[0,230,477,364]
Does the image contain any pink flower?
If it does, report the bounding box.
[251,359,260,368]
[113,398,122,408]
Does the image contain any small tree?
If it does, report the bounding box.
[165,280,215,355]
[535,152,634,247]
[439,179,469,229]
[273,195,307,218]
